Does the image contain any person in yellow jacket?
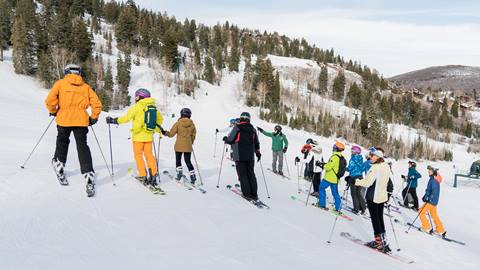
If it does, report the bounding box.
[317,141,346,212]
[45,64,102,196]
[161,108,197,184]
[106,89,163,189]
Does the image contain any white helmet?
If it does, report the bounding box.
[64,64,82,75]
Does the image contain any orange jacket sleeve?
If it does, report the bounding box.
[45,81,60,114]
[88,87,102,119]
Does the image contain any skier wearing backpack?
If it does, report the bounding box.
[295,139,323,196]
[419,166,446,236]
[317,141,346,212]
[257,125,288,176]
[346,145,366,214]
[216,118,239,160]
[346,147,393,253]
[401,161,421,210]
[106,88,164,191]
[162,108,197,184]
[223,112,261,200]
[45,64,102,197]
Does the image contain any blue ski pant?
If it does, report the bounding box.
[318,179,341,211]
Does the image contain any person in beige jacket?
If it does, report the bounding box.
[162,108,197,183]
[347,147,393,253]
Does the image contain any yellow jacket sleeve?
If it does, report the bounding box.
[88,87,102,119]
[156,111,164,126]
[117,105,138,124]
[45,81,60,113]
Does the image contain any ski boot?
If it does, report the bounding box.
[433,230,447,238]
[84,171,95,197]
[378,233,391,253]
[52,158,68,185]
[365,234,382,249]
[189,170,197,185]
[135,176,148,184]
[278,171,283,176]
[175,167,183,181]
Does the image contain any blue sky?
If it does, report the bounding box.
[134,0,480,76]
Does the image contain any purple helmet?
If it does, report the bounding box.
[351,145,362,155]
[135,88,151,99]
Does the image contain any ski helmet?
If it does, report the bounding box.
[240,112,251,121]
[180,108,192,118]
[274,125,282,132]
[64,64,82,75]
[301,144,312,153]
[135,88,151,99]
[333,141,345,152]
[351,145,362,155]
[306,138,314,144]
[229,118,237,125]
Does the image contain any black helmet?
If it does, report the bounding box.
[274,125,282,132]
[240,112,251,121]
[306,138,314,144]
[180,108,192,118]
[408,160,417,167]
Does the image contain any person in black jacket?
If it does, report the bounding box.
[223,112,261,200]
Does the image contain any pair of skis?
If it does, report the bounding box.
[52,159,95,197]
[226,184,270,209]
[128,168,166,195]
[289,195,353,221]
[162,170,207,194]
[393,218,466,246]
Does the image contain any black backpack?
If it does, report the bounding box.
[144,104,157,132]
[336,155,347,179]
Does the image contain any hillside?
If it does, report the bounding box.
[2,41,480,269]
[389,65,480,93]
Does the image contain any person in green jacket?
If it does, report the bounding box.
[257,125,288,175]
[318,141,346,212]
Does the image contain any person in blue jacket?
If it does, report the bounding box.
[401,161,421,210]
[419,166,445,235]
[346,145,365,214]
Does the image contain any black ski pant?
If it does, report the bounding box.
[350,176,366,212]
[402,187,418,209]
[367,200,385,236]
[54,126,93,174]
[313,172,322,193]
[175,152,194,171]
[235,160,258,200]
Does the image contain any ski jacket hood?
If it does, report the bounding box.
[166,117,196,152]
[117,98,164,142]
[45,74,102,127]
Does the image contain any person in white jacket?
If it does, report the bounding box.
[295,139,324,196]
[216,118,239,160]
[347,147,393,253]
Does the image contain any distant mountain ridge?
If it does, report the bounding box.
[389,65,480,93]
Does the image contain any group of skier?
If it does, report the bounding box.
[43,63,447,252]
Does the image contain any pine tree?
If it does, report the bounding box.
[450,99,459,118]
[359,107,368,136]
[193,40,201,66]
[99,62,113,110]
[332,70,346,101]
[71,17,93,62]
[214,46,224,70]
[271,71,281,106]
[346,82,362,108]
[115,0,138,50]
[162,29,178,72]
[70,0,86,17]
[11,0,37,75]
[115,53,132,108]
[37,52,54,87]
[318,65,328,94]
[0,0,13,61]
[227,41,240,72]
[203,56,215,84]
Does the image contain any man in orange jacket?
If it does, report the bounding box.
[45,64,102,197]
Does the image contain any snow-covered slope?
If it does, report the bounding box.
[1,48,480,270]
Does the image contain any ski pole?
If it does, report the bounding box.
[157,133,161,166]
[152,136,161,182]
[386,203,401,251]
[20,117,55,169]
[216,144,227,188]
[213,131,218,158]
[284,153,291,177]
[90,126,116,186]
[192,149,204,186]
[405,203,428,234]
[297,163,304,194]
[306,176,314,206]
[108,123,114,176]
[327,185,350,244]
[258,160,271,199]
[401,180,413,206]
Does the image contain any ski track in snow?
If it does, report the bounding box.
[0,49,480,270]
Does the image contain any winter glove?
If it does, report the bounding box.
[315,160,325,169]
[88,117,98,126]
[49,112,57,117]
[283,147,287,153]
[401,174,406,180]
[215,128,219,133]
[105,116,118,125]
[255,151,262,162]
[422,195,429,203]
[222,136,228,142]
[161,129,167,135]
[345,176,355,186]
[294,156,300,163]
[257,127,264,133]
